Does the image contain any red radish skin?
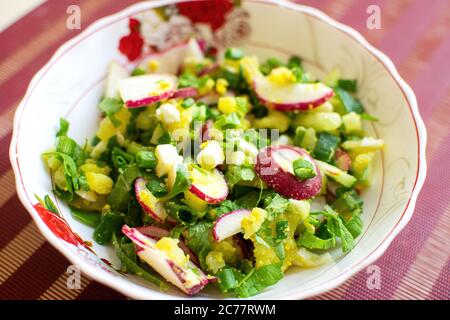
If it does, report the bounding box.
[189,184,228,204]
[125,90,174,108]
[122,225,211,295]
[172,87,199,99]
[255,145,322,200]
[212,209,252,242]
[135,178,167,222]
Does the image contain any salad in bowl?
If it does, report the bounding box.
[41,35,383,297]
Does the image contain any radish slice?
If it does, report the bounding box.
[122,225,211,295]
[172,87,199,99]
[119,74,177,108]
[254,76,334,111]
[135,178,168,222]
[255,145,322,200]
[138,38,205,74]
[137,225,200,267]
[104,61,128,98]
[213,209,251,242]
[188,167,228,204]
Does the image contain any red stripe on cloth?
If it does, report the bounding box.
[0,195,31,249]
[339,0,386,33]
[0,0,77,61]
[0,133,13,174]
[411,34,450,119]
[378,0,449,65]
[340,130,450,299]
[76,281,126,300]
[427,258,450,300]
[0,242,70,299]
[0,0,134,116]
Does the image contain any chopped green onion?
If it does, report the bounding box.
[56,136,77,157]
[287,56,302,68]
[333,87,364,114]
[56,118,70,137]
[313,132,340,163]
[293,158,316,180]
[131,67,146,76]
[136,150,157,169]
[181,98,195,108]
[99,98,123,127]
[337,79,357,92]
[225,47,243,60]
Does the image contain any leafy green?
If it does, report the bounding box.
[211,200,240,217]
[324,206,355,253]
[108,164,141,212]
[214,112,241,129]
[112,235,169,289]
[263,193,289,220]
[163,165,191,199]
[70,207,101,228]
[298,230,336,250]
[99,98,123,127]
[225,165,255,188]
[184,221,213,269]
[164,198,196,224]
[235,264,283,297]
[146,174,168,198]
[93,210,125,245]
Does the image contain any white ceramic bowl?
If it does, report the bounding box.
[9,0,427,299]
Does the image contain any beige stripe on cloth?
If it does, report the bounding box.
[392,205,450,299]
[0,222,45,284]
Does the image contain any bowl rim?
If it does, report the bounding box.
[9,0,427,300]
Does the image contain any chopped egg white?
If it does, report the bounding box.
[156,103,180,125]
[197,140,224,170]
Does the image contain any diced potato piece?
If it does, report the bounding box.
[293,112,342,132]
[97,108,131,141]
[79,163,111,175]
[342,137,384,153]
[241,208,267,239]
[205,251,225,274]
[342,112,362,134]
[253,110,291,133]
[85,172,114,195]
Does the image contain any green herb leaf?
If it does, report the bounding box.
[56,118,70,137]
[235,264,283,298]
[99,98,123,127]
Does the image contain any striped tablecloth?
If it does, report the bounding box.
[0,0,448,300]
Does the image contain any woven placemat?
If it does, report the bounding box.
[0,0,448,300]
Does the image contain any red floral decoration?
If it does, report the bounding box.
[177,0,234,30]
[119,18,144,61]
[34,203,85,247]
